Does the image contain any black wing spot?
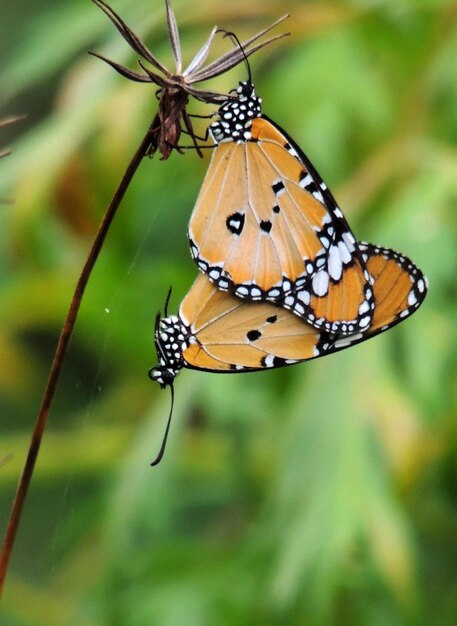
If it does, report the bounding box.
[260,220,272,233]
[247,329,262,341]
[272,180,285,195]
[266,315,277,323]
[299,170,318,194]
[226,211,245,235]
[272,204,280,214]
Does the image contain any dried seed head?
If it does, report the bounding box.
[90,0,289,157]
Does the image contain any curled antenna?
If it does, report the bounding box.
[217,29,252,85]
[150,383,175,466]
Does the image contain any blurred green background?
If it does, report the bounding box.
[0,0,456,624]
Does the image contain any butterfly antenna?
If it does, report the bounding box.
[164,286,173,317]
[150,383,175,466]
[218,29,252,85]
[154,310,161,334]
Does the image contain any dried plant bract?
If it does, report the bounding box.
[91,0,289,158]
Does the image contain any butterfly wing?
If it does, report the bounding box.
[179,273,320,372]
[177,242,426,373]
[315,242,428,354]
[189,113,373,335]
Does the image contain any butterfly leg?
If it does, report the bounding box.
[182,111,211,143]
[186,112,216,120]
[179,129,211,142]
[169,110,215,155]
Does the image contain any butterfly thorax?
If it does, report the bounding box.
[150,315,191,387]
[209,81,262,144]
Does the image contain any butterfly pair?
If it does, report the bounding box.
[148,80,427,464]
[150,80,427,386]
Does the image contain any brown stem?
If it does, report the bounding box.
[0,115,159,597]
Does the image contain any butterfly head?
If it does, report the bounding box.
[149,365,176,389]
[149,314,189,388]
[209,81,262,144]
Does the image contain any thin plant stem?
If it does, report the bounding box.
[0,114,160,597]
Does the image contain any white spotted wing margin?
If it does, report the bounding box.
[149,242,427,383]
[314,242,428,357]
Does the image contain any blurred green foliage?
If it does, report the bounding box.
[1,0,456,624]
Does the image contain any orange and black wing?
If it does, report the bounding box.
[168,242,426,374]
[188,81,373,335]
[179,273,319,371]
[314,242,428,356]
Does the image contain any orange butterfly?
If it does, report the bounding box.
[150,243,427,388]
[188,81,374,335]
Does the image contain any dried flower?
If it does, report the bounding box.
[91,0,288,159]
